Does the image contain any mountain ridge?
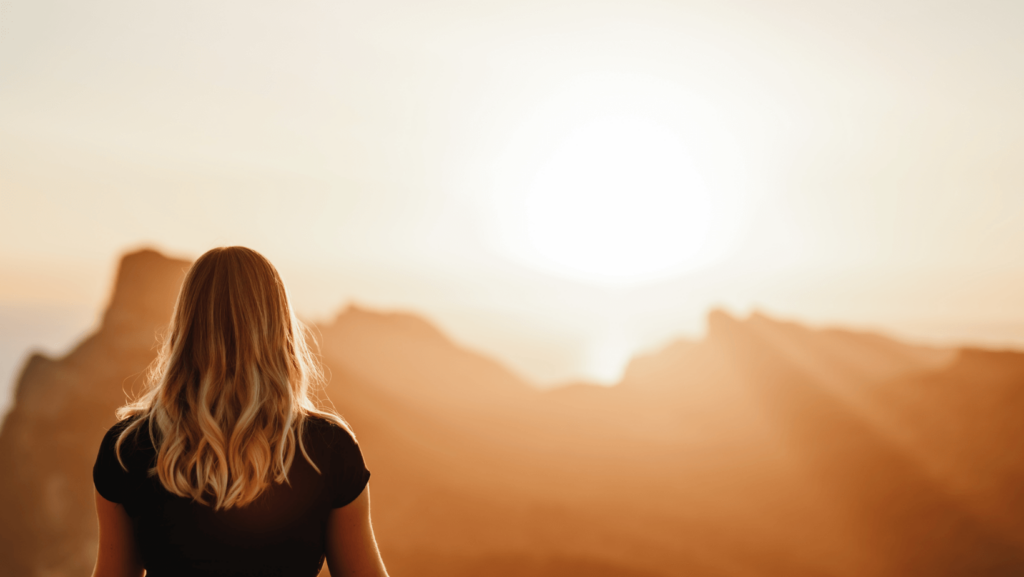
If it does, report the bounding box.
[1,249,1023,577]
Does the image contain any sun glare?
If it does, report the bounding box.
[525,116,712,285]
[483,72,753,289]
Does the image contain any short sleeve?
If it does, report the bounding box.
[93,422,133,504]
[326,425,371,508]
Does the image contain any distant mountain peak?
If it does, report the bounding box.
[328,304,453,345]
[100,248,191,332]
[706,307,743,339]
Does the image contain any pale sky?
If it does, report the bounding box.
[3,0,1024,402]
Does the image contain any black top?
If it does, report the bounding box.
[93,416,370,577]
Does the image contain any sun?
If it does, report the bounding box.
[523,116,713,285]
[481,72,752,287]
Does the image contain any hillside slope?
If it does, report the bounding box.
[1,250,1023,577]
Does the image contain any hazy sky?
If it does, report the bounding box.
[3,0,1024,394]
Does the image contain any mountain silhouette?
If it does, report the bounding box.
[1,249,1023,576]
[0,250,189,577]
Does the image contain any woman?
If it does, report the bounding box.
[91,247,389,577]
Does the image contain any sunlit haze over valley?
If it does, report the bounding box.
[4,1,1024,403]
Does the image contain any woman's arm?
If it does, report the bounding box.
[325,485,389,577]
[92,490,144,577]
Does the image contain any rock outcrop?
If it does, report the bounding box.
[0,250,189,577]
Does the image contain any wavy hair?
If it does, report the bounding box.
[115,246,347,510]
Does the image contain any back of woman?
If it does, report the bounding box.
[91,247,388,577]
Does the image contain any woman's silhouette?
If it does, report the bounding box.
[91,246,388,577]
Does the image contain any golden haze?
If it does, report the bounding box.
[3,0,1024,391]
[3,1,1024,573]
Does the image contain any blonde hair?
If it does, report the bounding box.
[116,246,347,510]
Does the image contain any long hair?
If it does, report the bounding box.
[115,246,347,510]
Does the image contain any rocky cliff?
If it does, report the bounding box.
[0,250,188,577]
